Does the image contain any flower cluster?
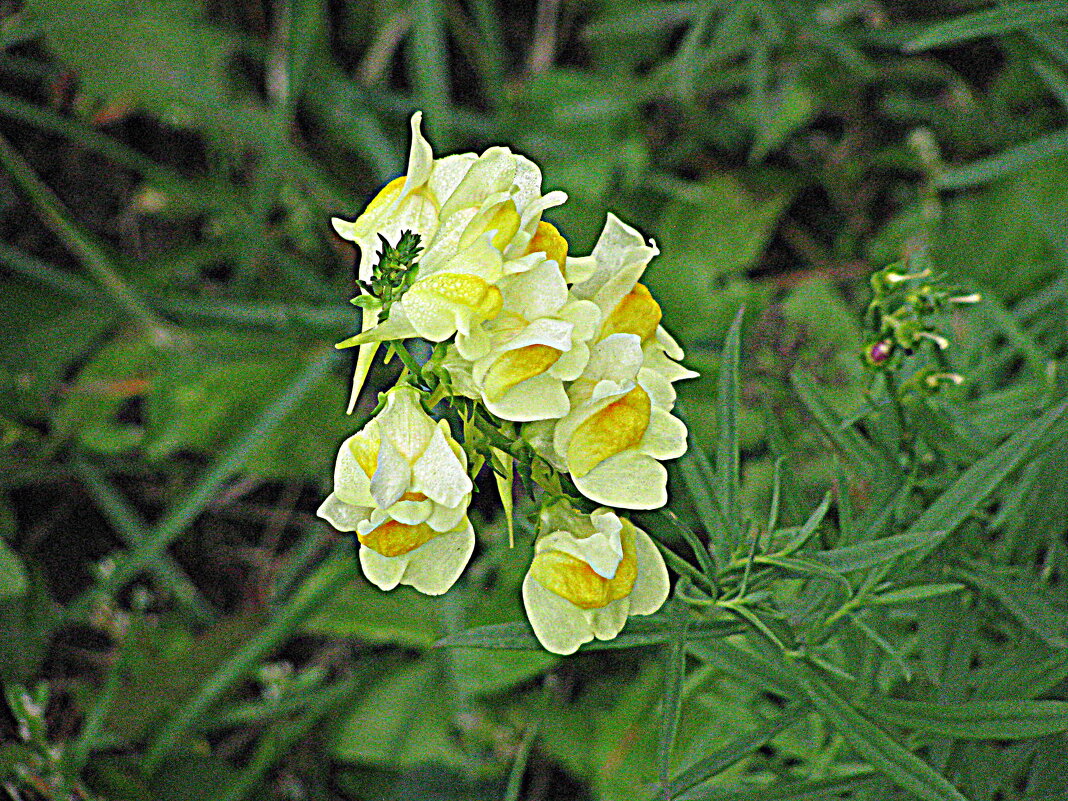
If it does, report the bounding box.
[318,113,696,654]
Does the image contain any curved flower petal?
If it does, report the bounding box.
[572,450,668,510]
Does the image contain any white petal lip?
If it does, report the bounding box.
[316,493,368,532]
[522,572,599,655]
[411,426,473,507]
[572,450,669,510]
[358,518,474,596]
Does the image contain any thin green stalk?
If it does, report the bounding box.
[0,131,176,345]
[207,673,365,801]
[69,349,341,617]
[72,458,215,624]
[144,545,359,772]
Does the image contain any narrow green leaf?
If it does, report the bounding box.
[434,614,743,652]
[869,583,966,606]
[666,701,809,798]
[974,649,1068,701]
[716,307,744,545]
[790,370,896,482]
[781,491,832,554]
[657,608,690,799]
[936,129,1068,190]
[811,530,934,573]
[865,699,1068,740]
[0,537,28,599]
[143,545,360,771]
[676,426,730,567]
[687,771,878,800]
[687,640,802,698]
[905,1,1068,52]
[799,669,969,801]
[907,401,1068,562]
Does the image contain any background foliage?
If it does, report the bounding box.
[1,0,1067,799]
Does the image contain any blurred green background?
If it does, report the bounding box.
[1,0,1067,799]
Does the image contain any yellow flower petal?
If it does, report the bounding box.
[599,283,662,343]
[482,344,563,401]
[567,385,651,477]
[525,220,568,269]
[529,523,637,609]
[358,519,439,558]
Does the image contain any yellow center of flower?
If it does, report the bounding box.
[529,526,637,609]
[482,344,562,401]
[567,386,651,477]
[358,519,438,558]
[599,283,662,343]
[525,221,568,270]
[416,273,504,319]
[460,199,521,251]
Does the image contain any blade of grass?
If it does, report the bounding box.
[907,401,1068,562]
[69,348,341,617]
[790,370,896,483]
[935,128,1068,190]
[0,131,175,345]
[657,607,691,800]
[864,699,1068,740]
[798,668,969,801]
[207,672,366,801]
[72,458,215,624]
[665,701,809,799]
[904,1,1068,52]
[716,307,744,551]
[143,544,359,772]
[410,0,452,148]
[686,770,878,801]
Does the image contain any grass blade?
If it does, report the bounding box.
[935,128,1068,190]
[716,307,744,547]
[657,608,690,799]
[799,668,968,801]
[666,701,809,798]
[905,1,1068,52]
[864,699,1068,740]
[143,545,359,771]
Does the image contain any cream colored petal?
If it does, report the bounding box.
[401,111,435,197]
[637,364,678,409]
[316,492,369,532]
[339,311,419,347]
[502,251,550,275]
[550,338,590,381]
[370,433,411,508]
[522,573,595,656]
[359,545,410,592]
[411,426,473,507]
[333,433,375,506]
[385,498,432,526]
[503,317,574,352]
[627,528,671,616]
[643,342,699,384]
[558,299,602,342]
[381,386,436,460]
[454,324,492,362]
[589,597,631,641]
[400,520,475,595]
[573,450,668,510]
[641,407,689,460]
[578,334,644,392]
[498,262,567,319]
[426,500,469,533]
[563,254,598,285]
[655,325,686,360]
[486,372,570,422]
[437,148,517,223]
[538,519,623,579]
[428,153,478,204]
[572,213,658,300]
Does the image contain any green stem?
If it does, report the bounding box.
[0,131,176,346]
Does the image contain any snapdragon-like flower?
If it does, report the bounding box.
[571,213,698,387]
[332,113,569,402]
[445,260,601,421]
[551,333,689,509]
[522,506,669,655]
[317,385,474,595]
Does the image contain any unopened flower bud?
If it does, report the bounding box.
[868,340,894,365]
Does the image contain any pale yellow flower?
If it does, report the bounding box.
[522,507,669,655]
[550,333,689,510]
[445,259,601,421]
[316,386,474,594]
[332,113,568,408]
